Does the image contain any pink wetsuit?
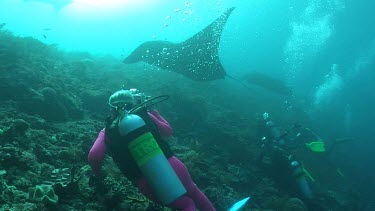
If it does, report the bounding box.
[88,110,215,211]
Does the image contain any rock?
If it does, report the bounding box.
[282,197,308,211]
[11,119,29,135]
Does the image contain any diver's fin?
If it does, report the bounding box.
[305,141,326,152]
[301,162,316,182]
[228,196,250,211]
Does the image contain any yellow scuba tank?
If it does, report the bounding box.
[118,113,186,205]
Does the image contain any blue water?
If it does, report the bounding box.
[1,0,375,209]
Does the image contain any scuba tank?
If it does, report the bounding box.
[117,113,186,205]
[291,160,313,199]
[263,112,285,145]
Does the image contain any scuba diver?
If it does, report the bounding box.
[256,112,353,210]
[88,88,216,211]
[257,112,313,200]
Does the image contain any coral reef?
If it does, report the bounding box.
[0,28,360,211]
[29,184,59,205]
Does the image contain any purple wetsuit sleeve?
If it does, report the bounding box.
[148,110,173,137]
[88,129,107,176]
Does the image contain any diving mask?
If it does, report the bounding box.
[112,102,134,112]
[129,88,151,104]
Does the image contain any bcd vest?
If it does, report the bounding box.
[105,108,173,182]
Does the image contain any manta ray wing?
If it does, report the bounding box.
[123,7,235,81]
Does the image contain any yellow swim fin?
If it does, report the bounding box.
[299,162,315,182]
[305,141,326,152]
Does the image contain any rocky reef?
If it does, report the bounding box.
[0,28,360,210]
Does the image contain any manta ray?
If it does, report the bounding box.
[123,8,293,96]
[123,7,235,81]
[243,72,293,96]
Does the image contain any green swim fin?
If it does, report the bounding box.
[305,141,326,152]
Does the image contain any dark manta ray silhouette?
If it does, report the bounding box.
[244,72,293,96]
[123,7,235,81]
